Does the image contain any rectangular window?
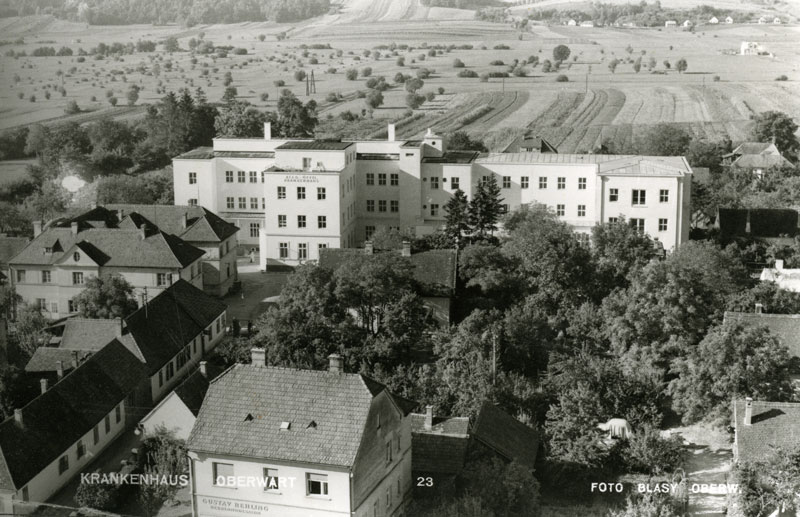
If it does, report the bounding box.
[386,487,391,509]
[538,177,547,189]
[521,176,529,189]
[262,198,265,209]
[317,187,326,200]
[660,189,669,203]
[264,468,279,492]
[278,215,286,228]
[77,440,85,459]
[250,197,258,209]
[306,473,329,496]
[249,171,257,183]
[279,243,288,259]
[213,463,234,485]
[93,425,99,445]
[366,173,374,186]
[115,404,121,423]
[395,434,401,452]
[238,171,245,183]
[502,204,509,214]
[302,157,312,170]
[558,177,566,190]
[298,244,308,260]
[378,200,387,212]
[58,455,69,475]
[390,200,399,213]
[16,270,25,283]
[261,172,266,183]
[50,301,58,313]
[632,189,646,206]
[189,172,197,184]
[609,217,619,223]
[556,204,565,217]
[278,186,286,199]
[386,442,393,463]
[319,243,328,251]
[297,187,306,200]
[391,173,399,186]
[318,216,327,229]
[226,197,234,209]
[577,205,586,217]
[188,198,198,206]
[238,197,246,209]
[365,225,376,241]
[158,370,163,387]
[578,178,587,190]
[35,298,45,311]
[104,414,111,433]
[630,218,645,233]
[378,173,387,186]
[156,273,168,286]
[72,272,84,285]
[451,177,460,190]
[503,176,511,189]
[298,215,306,228]
[430,177,439,189]
[225,171,233,183]
[367,200,375,212]
[42,270,51,283]
[250,223,260,238]
[166,362,174,381]
[609,188,619,202]
[658,218,668,232]
[430,204,439,217]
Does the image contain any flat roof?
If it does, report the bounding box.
[276,140,354,151]
[422,151,480,164]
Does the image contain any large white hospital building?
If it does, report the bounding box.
[173,123,692,265]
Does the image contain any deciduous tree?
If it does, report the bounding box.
[73,275,139,319]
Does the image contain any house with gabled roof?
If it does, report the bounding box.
[24,279,227,405]
[709,16,719,24]
[410,406,469,498]
[470,401,540,469]
[724,308,800,381]
[0,340,148,513]
[186,350,414,517]
[716,208,798,245]
[732,398,800,464]
[8,216,205,320]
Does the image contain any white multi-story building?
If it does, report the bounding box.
[173,123,692,265]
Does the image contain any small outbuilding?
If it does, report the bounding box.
[725,16,734,23]
[709,16,719,24]
[665,20,677,27]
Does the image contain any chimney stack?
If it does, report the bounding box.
[40,378,48,394]
[139,225,147,240]
[181,212,188,229]
[139,292,146,307]
[264,122,272,140]
[401,241,411,257]
[117,317,124,336]
[117,209,124,222]
[33,220,43,237]
[199,361,208,377]
[744,397,753,426]
[365,241,374,255]
[71,350,79,369]
[13,409,22,427]
[70,222,79,235]
[56,360,64,379]
[424,405,433,431]
[775,259,785,271]
[755,303,763,314]
[328,353,343,374]
[387,123,396,142]
[251,348,266,367]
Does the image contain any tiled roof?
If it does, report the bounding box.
[410,413,469,436]
[730,142,779,156]
[476,152,692,176]
[24,347,93,373]
[0,340,147,491]
[9,227,205,268]
[188,364,406,467]
[717,209,798,239]
[174,147,215,160]
[411,433,469,474]
[732,154,794,169]
[277,140,354,151]
[733,399,800,463]
[0,237,28,265]
[723,311,800,359]
[107,204,239,242]
[173,365,224,416]
[471,402,539,469]
[318,248,457,297]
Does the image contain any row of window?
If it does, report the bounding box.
[278,243,329,260]
[366,173,400,186]
[226,197,266,210]
[612,189,670,205]
[276,186,327,200]
[423,177,459,190]
[608,217,669,232]
[223,171,264,184]
[366,200,400,213]
[212,463,331,496]
[277,215,327,229]
[58,404,123,475]
[157,316,224,388]
[15,270,178,287]
[503,176,587,190]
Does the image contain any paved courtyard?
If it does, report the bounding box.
[223,258,292,323]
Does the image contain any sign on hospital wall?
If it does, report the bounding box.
[283,175,319,183]
[197,496,270,517]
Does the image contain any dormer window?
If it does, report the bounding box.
[280,421,291,431]
[73,252,80,262]
[44,247,53,254]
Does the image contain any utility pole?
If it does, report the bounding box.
[492,332,496,386]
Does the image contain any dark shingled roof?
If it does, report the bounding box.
[106,204,239,242]
[411,413,470,436]
[411,433,469,474]
[24,348,93,373]
[733,399,800,463]
[723,311,800,359]
[277,140,354,151]
[732,154,794,170]
[318,248,457,297]
[471,402,539,469]
[173,365,224,416]
[0,340,147,491]
[0,237,29,266]
[188,364,409,467]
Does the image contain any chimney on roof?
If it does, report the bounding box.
[40,378,48,394]
[388,123,396,142]
[755,303,763,314]
[251,348,266,367]
[365,241,374,255]
[117,209,124,222]
[775,259,785,271]
[71,222,79,235]
[181,212,188,229]
[33,220,43,237]
[116,317,124,336]
[71,350,79,369]
[139,225,147,240]
[13,409,22,427]
[264,122,272,141]
[56,360,64,379]
[401,241,411,258]
[328,353,343,374]
[424,405,433,431]
[744,397,753,426]
[199,361,208,377]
